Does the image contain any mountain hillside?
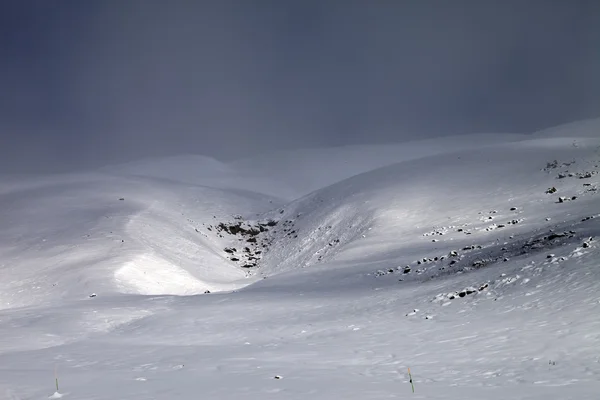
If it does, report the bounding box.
[0,119,599,399]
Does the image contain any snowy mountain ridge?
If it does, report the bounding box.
[0,119,599,399]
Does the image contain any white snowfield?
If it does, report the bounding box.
[0,119,599,399]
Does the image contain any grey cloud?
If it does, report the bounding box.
[1,0,599,173]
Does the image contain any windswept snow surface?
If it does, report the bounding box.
[1,120,600,399]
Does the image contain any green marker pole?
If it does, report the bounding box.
[408,367,414,393]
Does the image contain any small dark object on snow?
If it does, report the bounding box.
[89,293,97,298]
[546,187,557,194]
[119,198,125,201]
[204,290,211,294]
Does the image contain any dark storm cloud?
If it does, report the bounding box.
[1,0,599,173]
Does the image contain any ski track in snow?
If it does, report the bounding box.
[0,119,599,399]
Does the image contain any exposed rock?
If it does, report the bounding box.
[544,160,558,171]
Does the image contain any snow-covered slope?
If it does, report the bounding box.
[228,133,528,199]
[0,119,599,400]
[257,136,600,276]
[0,173,282,310]
[104,133,527,200]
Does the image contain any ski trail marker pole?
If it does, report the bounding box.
[55,365,59,392]
[408,367,414,393]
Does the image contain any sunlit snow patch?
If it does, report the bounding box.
[114,254,213,295]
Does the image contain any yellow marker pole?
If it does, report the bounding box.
[408,367,414,393]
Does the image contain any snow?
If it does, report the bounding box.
[0,120,599,399]
[102,133,528,200]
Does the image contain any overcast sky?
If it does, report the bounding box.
[1,0,599,173]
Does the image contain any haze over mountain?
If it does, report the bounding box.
[1,1,599,173]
